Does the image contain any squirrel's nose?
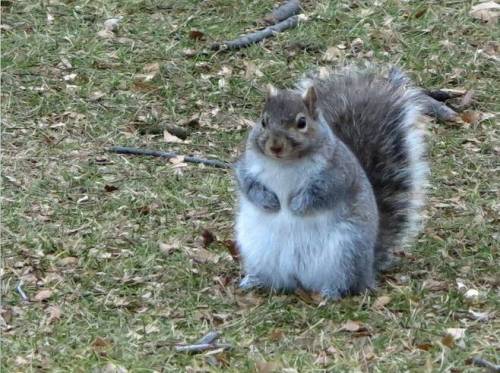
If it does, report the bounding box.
[270,145,283,154]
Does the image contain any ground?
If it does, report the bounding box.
[1,0,499,371]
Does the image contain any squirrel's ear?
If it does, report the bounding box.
[266,83,278,98]
[303,86,318,118]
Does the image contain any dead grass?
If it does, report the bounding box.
[1,0,498,371]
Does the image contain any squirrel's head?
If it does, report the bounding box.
[250,84,327,160]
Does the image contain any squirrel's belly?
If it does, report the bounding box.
[236,199,338,290]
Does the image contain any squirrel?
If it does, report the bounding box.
[234,64,429,299]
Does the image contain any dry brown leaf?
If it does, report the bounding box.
[201,229,216,248]
[143,62,160,73]
[97,363,128,373]
[159,242,178,255]
[58,256,78,266]
[423,279,449,291]
[461,111,481,125]
[341,320,367,333]
[268,329,285,342]
[441,334,455,348]
[223,240,240,262]
[459,90,474,108]
[89,91,105,102]
[243,61,263,79]
[372,295,391,309]
[189,29,205,40]
[314,351,331,366]
[470,1,500,23]
[104,17,122,32]
[322,46,344,62]
[446,328,466,340]
[163,130,184,143]
[97,29,115,39]
[91,336,112,351]
[186,248,219,264]
[46,305,61,324]
[416,342,433,351]
[468,310,493,322]
[34,289,53,302]
[255,361,280,373]
[235,292,263,309]
[295,288,324,305]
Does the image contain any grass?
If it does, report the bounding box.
[1,0,498,371]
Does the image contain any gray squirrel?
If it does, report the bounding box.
[234,64,429,299]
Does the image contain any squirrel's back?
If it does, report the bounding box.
[299,65,429,267]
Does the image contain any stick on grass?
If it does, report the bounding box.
[263,0,301,25]
[108,146,231,169]
[211,14,306,51]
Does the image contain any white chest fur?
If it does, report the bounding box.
[236,152,355,292]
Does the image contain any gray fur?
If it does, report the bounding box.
[235,64,428,299]
[235,164,281,212]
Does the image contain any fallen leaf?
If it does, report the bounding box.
[34,289,53,302]
[201,229,216,248]
[255,361,280,373]
[189,29,205,40]
[423,279,449,291]
[89,91,105,102]
[163,130,184,143]
[104,17,122,32]
[104,184,119,192]
[159,241,177,255]
[143,62,160,73]
[243,61,263,79]
[470,1,500,23]
[446,328,466,340]
[235,292,263,309]
[322,46,344,62]
[268,329,285,342]
[459,90,474,108]
[468,310,493,322]
[91,336,112,352]
[372,295,391,309]
[182,48,197,58]
[46,305,61,324]
[441,334,455,348]
[464,288,480,301]
[314,351,331,366]
[416,342,433,351]
[168,156,185,165]
[58,257,78,266]
[223,240,240,262]
[295,288,324,305]
[97,29,115,39]
[186,248,219,264]
[341,320,367,333]
[97,363,128,373]
[461,111,482,125]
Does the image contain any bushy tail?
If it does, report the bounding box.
[301,65,429,268]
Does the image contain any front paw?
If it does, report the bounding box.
[289,191,310,215]
[260,190,280,212]
[239,275,263,290]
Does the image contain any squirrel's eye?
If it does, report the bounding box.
[261,118,267,128]
[297,116,307,130]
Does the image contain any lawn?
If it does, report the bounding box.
[1,0,498,371]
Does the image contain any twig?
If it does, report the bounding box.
[175,331,231,354]
[211,14,306,51]
[471,357,500,373]
[196,331,221,345]
[16,281,29,301]
[263,0,301,25]
[421,95,458,121]
[175,343,231,353]
[107,146,231,169]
